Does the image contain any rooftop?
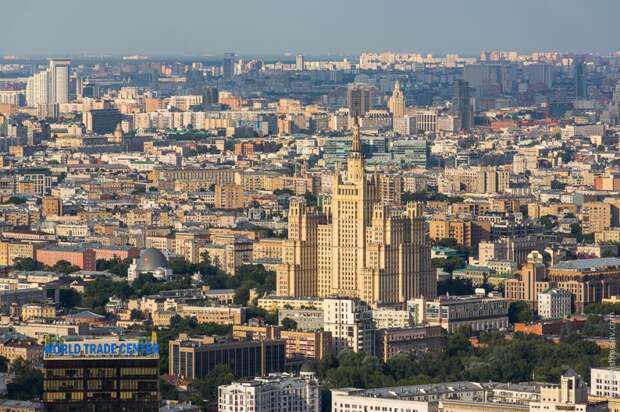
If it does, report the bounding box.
[552,257,620,271]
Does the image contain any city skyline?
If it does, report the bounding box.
[4,0,620,56]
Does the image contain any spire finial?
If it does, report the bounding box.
[351,115,361,153]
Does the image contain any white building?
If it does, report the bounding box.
[530,370,588,412]
[590,367,620,398]
[332,382,486,412]
[537,288,572,319]
[409,292,509,333]
[371,306,414,329]
[323,298,374,354]
[49,59,70,105]
[218,372,320,412]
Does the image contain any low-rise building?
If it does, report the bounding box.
[590,367,620,398]
[537,288,572,319]
[168,334,286,380]
[410,292,509,333]
[375,326,445,362]
[218,373,320,412]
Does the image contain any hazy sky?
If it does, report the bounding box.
[4,0,620,56]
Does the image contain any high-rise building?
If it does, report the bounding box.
[42,337,159,412]
[223,53,235,80]
[323,298,374,353]
[25,59,70,116]
[26,70,51,107]
[277,118,435,305]
[296,54,305,71]
[347,85,372,118]
[575,59,587,99]
[387,80,406,118]
[49,59,70,104]
[451,79,473,131]
[526,63,552,89]
[83,109,122,134]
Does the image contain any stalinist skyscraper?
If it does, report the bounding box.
[388,80,406,118]
[277,117,435,306]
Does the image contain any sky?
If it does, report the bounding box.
[3,0,620,57]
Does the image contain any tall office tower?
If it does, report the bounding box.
[602,82,620,125]
[202,86,219,107]
[26,70,51,106]
[525,63,552,89]
[75,76,83,99]
[49,58,70,104]
[575,59,587,99]
[451,79,473,131]
[296,54,305,71]
[387,80,406,118]
[347,85,372,118]
[223,52,235,80]
[277,119,435,305]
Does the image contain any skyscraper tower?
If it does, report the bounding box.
[575,59,587,100]
[451,79,473,131]
[277,116,436,305]
[223,53,235,80]
[347,84,372,118]
[296,54,305,71]
[49,59,70,104]
[388,80,406,118]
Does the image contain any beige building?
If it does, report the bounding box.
[580,202,615,234]
[21,303,57,321]
[0,340,41,363]
[429,218,491,248]
[388,81,406,118]
[277,119,435,304]
[214,184,245,209]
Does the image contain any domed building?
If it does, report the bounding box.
[127,248,173,281]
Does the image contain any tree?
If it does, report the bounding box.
[59,288,81,309]
[96,257,132,277]
[51,260,80,274]
[539,215,556,230]
[281,318,298,331]
[82,277,134,313]
[130,309,145,321]
[7,359,43,400]
[160,379,180,401]
[191,365,234,401]
[12,257,46,271]
[304,192,318,207]
[437,278,474,296]
[508,301,534,324]
[432,256,466,274]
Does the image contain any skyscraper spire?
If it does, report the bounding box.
[351,115,361,154]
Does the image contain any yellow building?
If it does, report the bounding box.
[21,303,57,321]
[214,184,245,209]
[0,340,41,363]
[387,80,406,118]
[277,118,435,305]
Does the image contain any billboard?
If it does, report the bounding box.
[43,338,159,358]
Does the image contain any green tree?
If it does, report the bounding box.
[281,318,298,331]
[12,257,46,271]
[7,359,43,400]
[51,260,81,274]
[191,365,234,401]
[437,278,475,296]
[508,301,534,324]
[59,288,81,309]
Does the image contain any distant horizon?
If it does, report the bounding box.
[3,0,620,57]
